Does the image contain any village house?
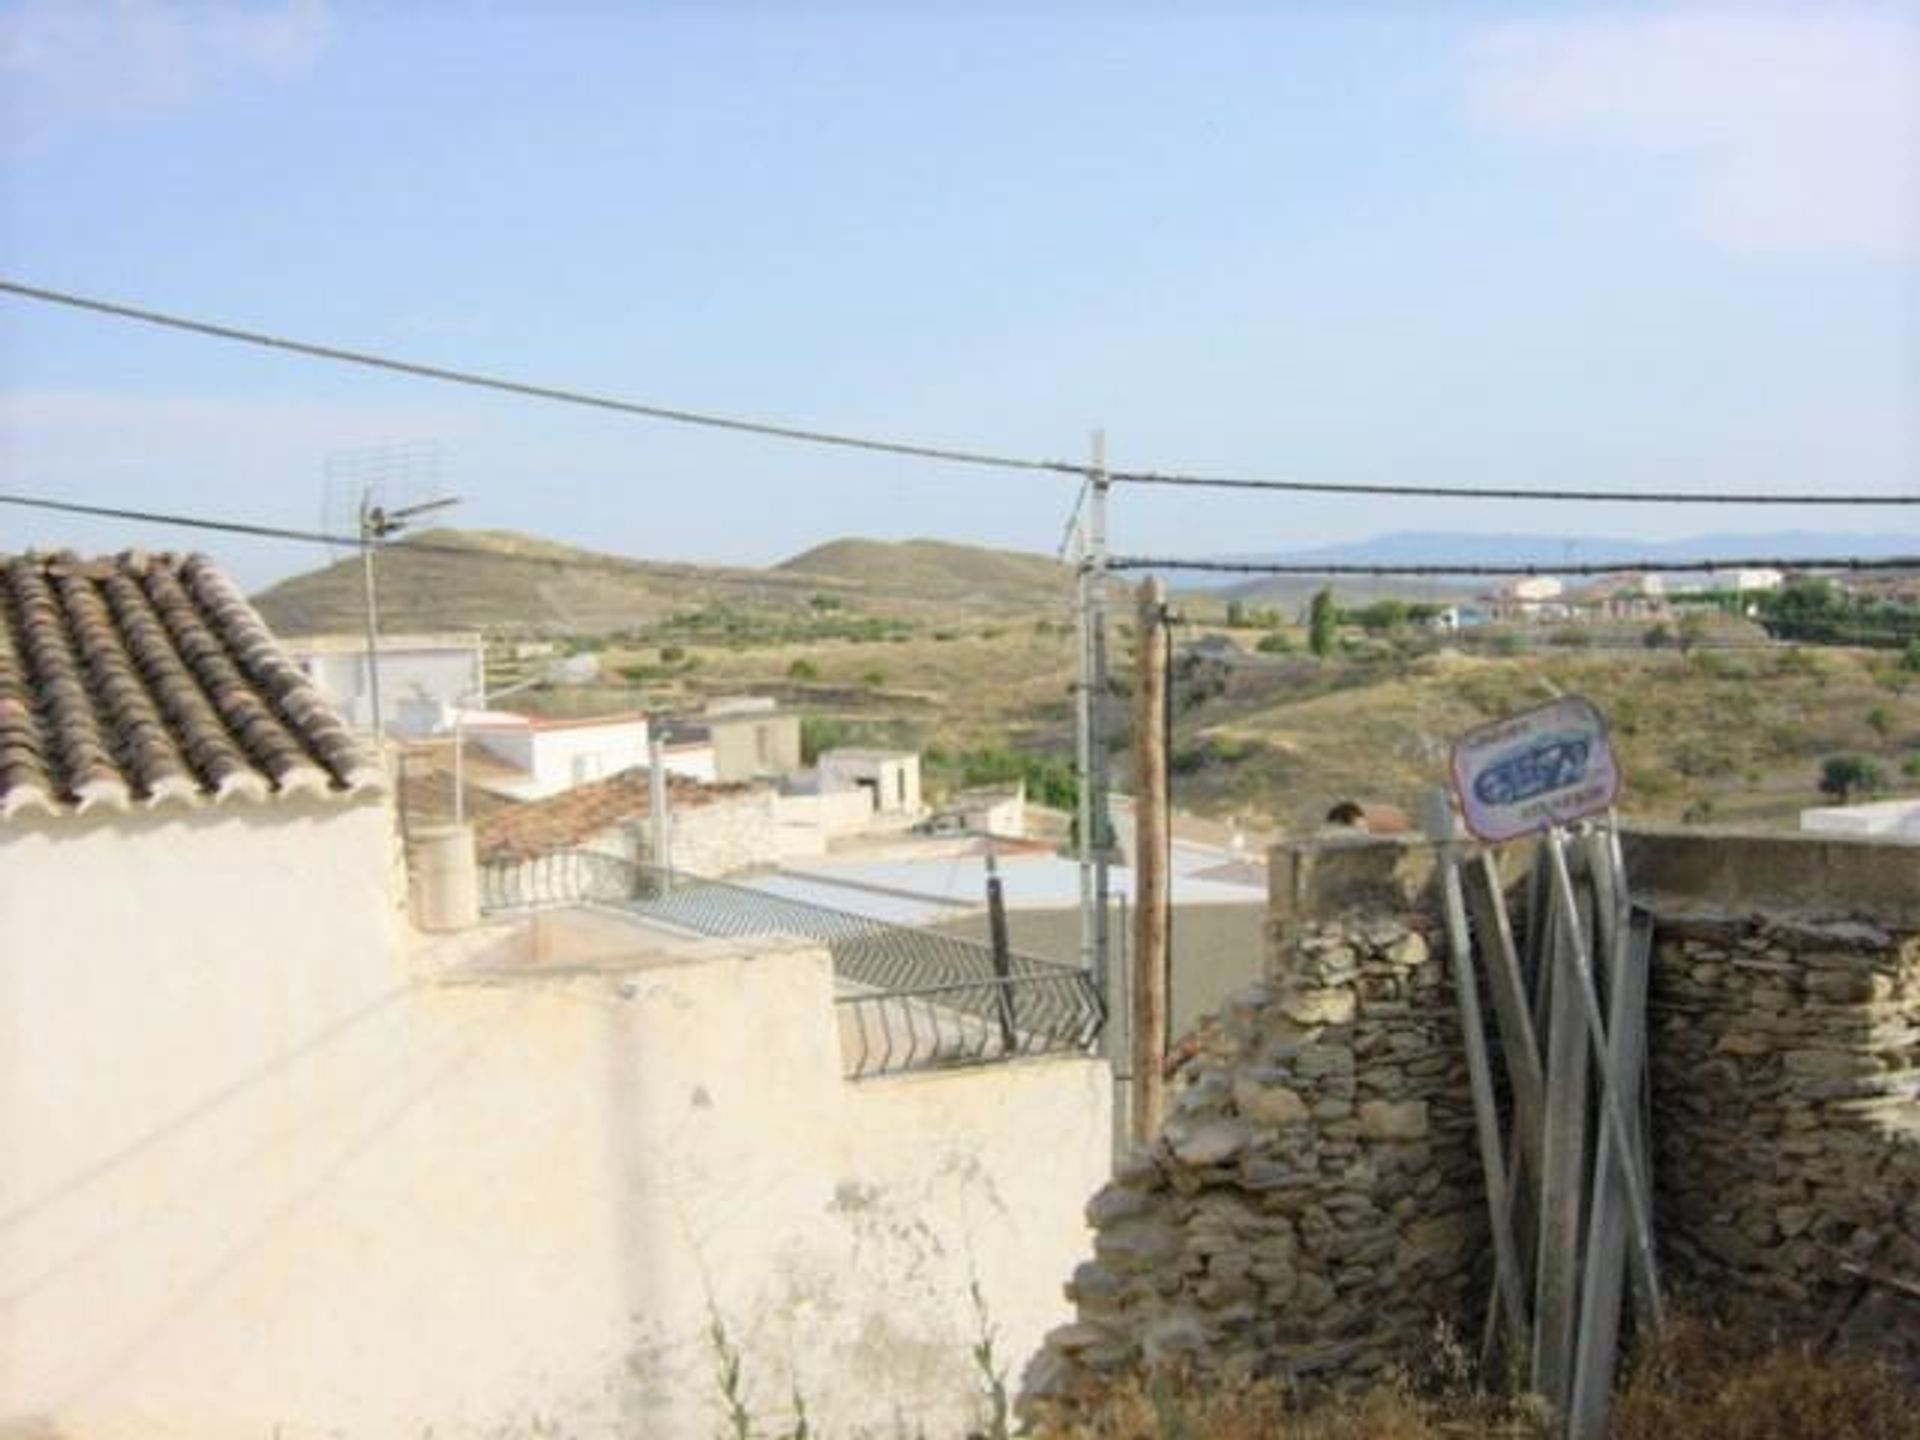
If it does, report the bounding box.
[1484,574,1567,623]
[703,695,802,781]
[459,707,650,799]
[1566,571,1670,622]
[0,547,1108,1440]
[281,629,485,737]
[473,763,782,879]
[818,745,924,819]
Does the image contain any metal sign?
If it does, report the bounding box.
[1449,695,1620,842]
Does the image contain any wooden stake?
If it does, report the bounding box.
[1131,576,1170,1145]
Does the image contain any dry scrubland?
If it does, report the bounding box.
[254,532,1920,834]
[1028,1318,1915,1439]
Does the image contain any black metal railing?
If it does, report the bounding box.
[478,849,1104,1078]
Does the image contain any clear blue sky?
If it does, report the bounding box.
[2,2,1916,587]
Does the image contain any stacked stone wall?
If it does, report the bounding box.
[1025,846,1487,1407]
[1649,912,1920,1364]
[1024,830,1920,1410]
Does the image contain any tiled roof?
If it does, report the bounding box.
[475,766,752,862]
[0,550,383,820]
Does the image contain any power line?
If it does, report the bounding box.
[9,491,1916,590]
[0,279,1079,480]
[5,277,1918,509]
[1108,554,1920,578]
[1106,470,1920,507]
[0,491,845,592]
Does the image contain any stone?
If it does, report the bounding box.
[1166,1118,1252,1168]
[1357,1100,1430,1141]
[1233,1073,1310,1127]
[1086,1184,1154,1227]
[1141,1310,1211,1367]
[1281,987,1357,1026]
[1380,932,1430,968]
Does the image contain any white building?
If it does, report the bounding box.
[819,746,924,817]
[0,550,1112,1439]
[704,696,803,782]
[1717,567,1786,594]
[1800,797,1920,841]
[282,630,485,737]
[461,709,651,800]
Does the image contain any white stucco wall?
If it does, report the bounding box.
[468,718,651,800]
[0,888,1109,1439]
[288,639,484,738]
[1800,797,1920,840]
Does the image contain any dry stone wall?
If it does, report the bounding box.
[1024,829,1920,1411]
[1024,841,1488,1408]
[1646,911,1920,1364]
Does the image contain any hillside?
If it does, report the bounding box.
[775,537,1071,610]
[252,529,849,636]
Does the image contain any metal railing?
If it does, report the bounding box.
[478,849,1104,1078]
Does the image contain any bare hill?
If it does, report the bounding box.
[252,530,1071,636]
[775,538,1070,610]
[252,529,849,636]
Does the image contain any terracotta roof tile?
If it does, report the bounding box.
[0,550,382,819]
[476,766,751,862]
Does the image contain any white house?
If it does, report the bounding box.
[0,549,1113,1440]
[1799,797,1920,841]
[704,696,802,781]
[281,630,485,737]
[475,765,783,878]
[819,746,924,817]
[461,709,651,800]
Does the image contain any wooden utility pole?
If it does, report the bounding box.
[1131,576,1170,1145]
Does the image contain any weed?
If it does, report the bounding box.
[967,1278,1011,1440]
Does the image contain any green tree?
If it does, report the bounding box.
[1308,588,1337,659]
[1819,754,1888,804]
[1224,599,1248,628]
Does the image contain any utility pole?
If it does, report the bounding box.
[357,490,460,755]
[1132,576,1170,1144]
[1089,431,1111,1009]
[647,725,672,886]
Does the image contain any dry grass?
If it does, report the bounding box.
[1026,1375,1536,1440]
[1610,1315,1916,1440]
[1029,1315,1918,1440]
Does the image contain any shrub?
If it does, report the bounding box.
[1865,704,1894,739]
[1308,588,1337,659]
[659,644,685,664]
[786,658,819,682]
[1256,632,1293,655]
[1819,754,1888,803]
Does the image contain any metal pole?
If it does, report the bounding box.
[985,838,1018,1053]
[358,490,385,750]
[1089,429,1111,1001]
[647,726,671,885]
[1131,576,1169,1144]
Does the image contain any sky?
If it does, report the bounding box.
[1,0,1917,589]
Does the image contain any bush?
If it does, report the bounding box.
[1866,705,1894,739]
[1644,622,1674,649]
[659,644,685,664]
[1256,632,1293,655]
[786,658,819,682]
[1819,754,1888,803]
[861,667,886,687]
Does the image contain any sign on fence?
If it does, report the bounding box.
[1449,695,1619,842]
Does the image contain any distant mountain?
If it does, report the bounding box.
[252,529,849,635]
[1223,530,1920,570]
[252,529,1071,636]
[775,537,1071,610]
[1197,530,1920,608]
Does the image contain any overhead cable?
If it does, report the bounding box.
[4,277,1917,509]
[1106,555,1920,578]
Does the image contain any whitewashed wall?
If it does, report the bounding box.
[288,640,483,737]
[0,866,1109,1439]
[468,718,651,799]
